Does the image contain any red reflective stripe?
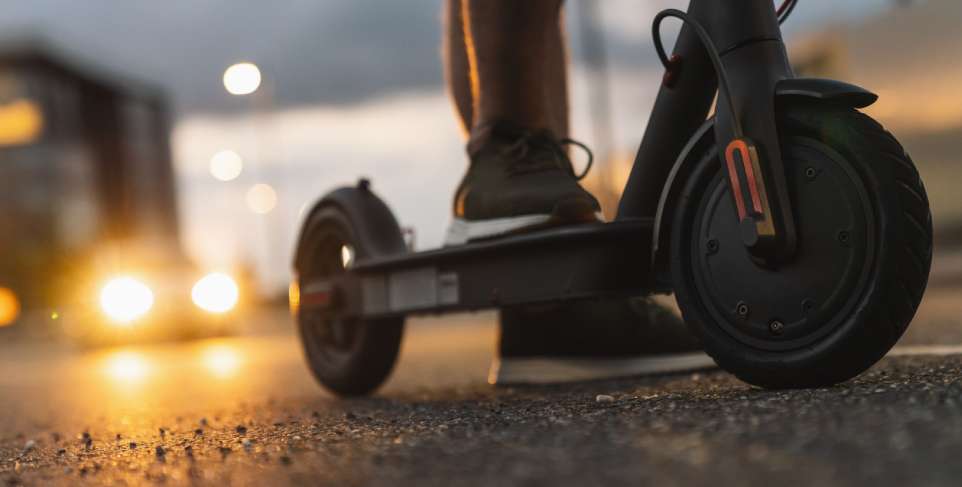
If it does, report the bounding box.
[726,139,765,217]
[725,141,748,220]
[740,152,764,214]
[301,291,331,307]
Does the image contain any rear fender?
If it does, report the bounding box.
[293,180,406,274]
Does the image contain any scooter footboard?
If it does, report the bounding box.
[336,219,655,318]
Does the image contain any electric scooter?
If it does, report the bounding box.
[291,0,933,396]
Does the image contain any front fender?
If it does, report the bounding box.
[775,78,877,108]
[650,78,878,277]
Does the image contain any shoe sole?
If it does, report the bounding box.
[445,212,604,246]
[488,352,717,385]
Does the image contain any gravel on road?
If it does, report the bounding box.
[2,354,961,487]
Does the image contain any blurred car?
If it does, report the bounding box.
[0,40,245,344]
[54,243,246,346]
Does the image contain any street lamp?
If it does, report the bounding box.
[223,62,262,96]
[209,149,243,181]
[221,61,283,296]
[245,183,277,215]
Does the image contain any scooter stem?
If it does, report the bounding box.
[619,0,797,264]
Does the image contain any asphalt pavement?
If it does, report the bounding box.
[1,288,961,486]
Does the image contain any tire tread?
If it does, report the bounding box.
[672,100,933,388]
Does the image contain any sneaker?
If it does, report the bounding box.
[489,296,715,385]
[445,122,603,245]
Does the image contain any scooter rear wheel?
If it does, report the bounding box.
[295,205,404,396]
[671,100,932,388]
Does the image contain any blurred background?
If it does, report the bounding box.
[4,5,962,482]
[0,0,958,342]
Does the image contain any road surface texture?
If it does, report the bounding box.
[1,288,961,486]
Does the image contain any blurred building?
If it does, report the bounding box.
[0,39,182,315]
[790,0,962,244]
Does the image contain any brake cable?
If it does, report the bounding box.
[652,1,799,137]
[652,9,744,137]
[777,0,799,24]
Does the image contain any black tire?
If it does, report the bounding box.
[671,99,932,388]
[296,206,404,396]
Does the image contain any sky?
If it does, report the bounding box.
[0,0,898,293]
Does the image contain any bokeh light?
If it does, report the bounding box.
[223,62,262,95]
[201,344,242,378]
[246,183,277,214]
[100,277,154,324]
[0,99,43,146]
[209,149,243,181]
[288,281,300,313]
[0,287,20,327]
[191,272,239,313]
[104,351,150,383]
[341,245,355,268]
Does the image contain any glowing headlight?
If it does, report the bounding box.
[100,277,154,324]
[191,273,239,313]
[0,287,20,327]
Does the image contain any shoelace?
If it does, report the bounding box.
[500,132,594,181]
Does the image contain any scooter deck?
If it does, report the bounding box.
[343,218,656,318]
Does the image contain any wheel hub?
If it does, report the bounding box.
[690,137,876,351]
[300,233,360,367]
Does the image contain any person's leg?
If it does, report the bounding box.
[443,0,598,245]
[443,0,473,135]
[545,8,569,141]
[445,0,568,139]
[440,0,710,385]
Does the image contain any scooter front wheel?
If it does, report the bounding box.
[671,100,932,388]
